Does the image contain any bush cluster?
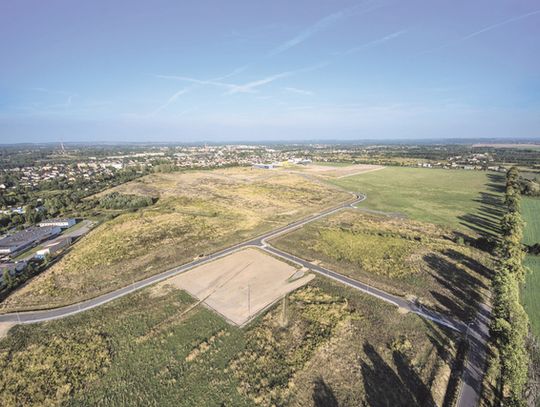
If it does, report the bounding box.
[98,192,155,210]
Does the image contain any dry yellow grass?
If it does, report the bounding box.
[2,168,349,311]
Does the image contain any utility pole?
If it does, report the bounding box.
[248,284,251,320]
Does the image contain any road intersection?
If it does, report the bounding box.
[0,191,489,406]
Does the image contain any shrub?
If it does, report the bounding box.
[99,192,155,210]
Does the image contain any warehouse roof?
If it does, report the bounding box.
[0,226,60,248]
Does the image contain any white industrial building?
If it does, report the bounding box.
[35,237,72,259]
[252,162,281,169]
[38,218,76,229]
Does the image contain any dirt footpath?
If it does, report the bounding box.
[161,248,314,325]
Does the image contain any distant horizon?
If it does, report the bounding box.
[1,136,540,147]
[1,0,539,142]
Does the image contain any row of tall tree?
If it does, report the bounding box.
[491,166,530,406]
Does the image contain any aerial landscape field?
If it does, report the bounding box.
[0,276,458,407]
[0,168,350,311]
[1,143,538,406]
[329,166,503,233]
[271,209,493,322]
[0,160,506,406]
[1,1,539,404]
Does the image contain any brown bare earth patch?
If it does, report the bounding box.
[158,248,314,325]
[0,322,14,339]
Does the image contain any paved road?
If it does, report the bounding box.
[0,193,364,323]
[457,302,492,407]
[0,190,487,406]
[0,192,461,331]
[262,244,463,332]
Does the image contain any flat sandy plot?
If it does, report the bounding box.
[0,322,14,339]
[161,248,314,325]
[287,163,384,178]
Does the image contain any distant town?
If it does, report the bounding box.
[1,141,539,297]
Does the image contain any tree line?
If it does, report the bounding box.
[490,166,530,406]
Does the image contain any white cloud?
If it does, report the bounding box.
[150,87,192,115]
[226,71,292,94]
[342,29,408,55]
[283,87,314,96]
[419,8,540,55]
[157,64,324,96]
[462,8,540,40]
[268,1,383,56]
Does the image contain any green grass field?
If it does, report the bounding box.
[523,256,540,339]
[272,210,493,322]
[522,197,540,246]
[521,197,540,339]
[330,167,503,233]
[0,277,458,407]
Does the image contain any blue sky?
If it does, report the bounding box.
[1,0,539,143]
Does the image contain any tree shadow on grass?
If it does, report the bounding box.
[477,203,505,219]
[361,342,436,407]
[443,248,493,281]
[458,173,505,241]
[312,377,339,407]
[459,191,503,239]
[485,173,506,194]
[459,213,501,238]
[419,317,466,407]
[424,251,487,322]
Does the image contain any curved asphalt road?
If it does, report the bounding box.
[456,302,491,407]
[0,191,464,332]
[0,192,461,330]
[0,190,487,407]
[0,193,364,323]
